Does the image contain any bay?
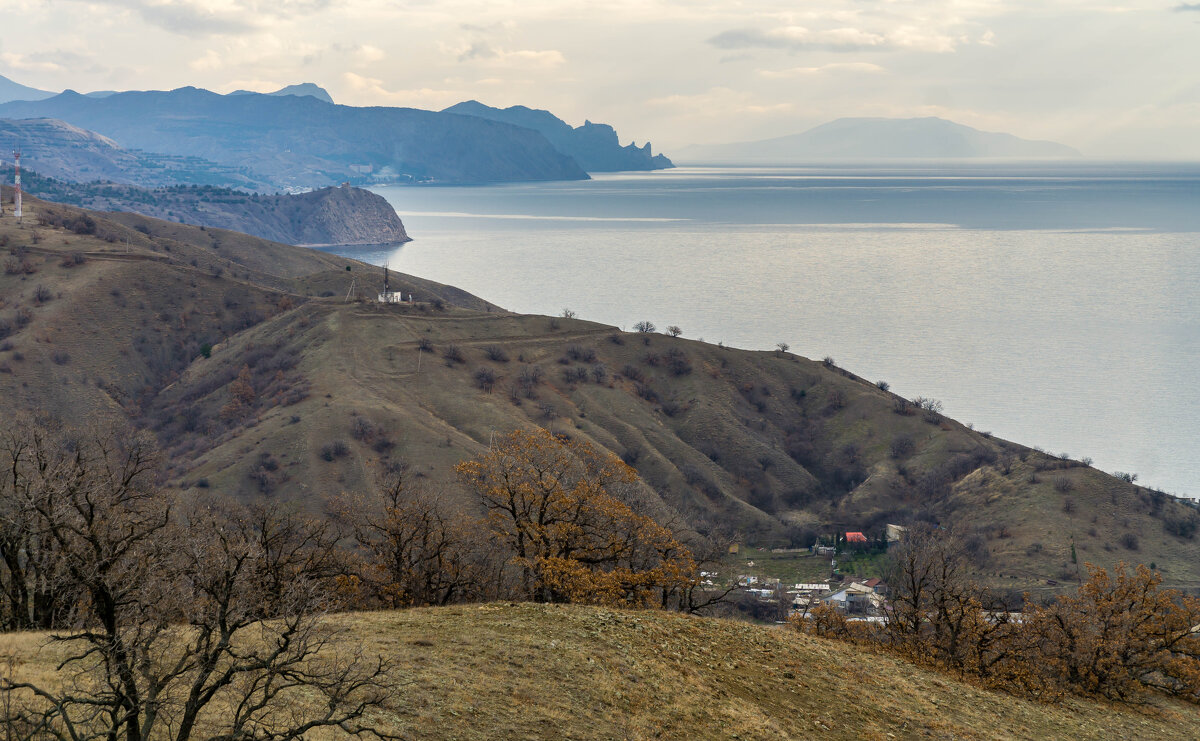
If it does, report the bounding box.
[321,165,1200,497]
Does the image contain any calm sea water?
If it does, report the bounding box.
[324,165,1200,496]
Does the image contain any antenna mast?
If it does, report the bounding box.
[13,149,22,223]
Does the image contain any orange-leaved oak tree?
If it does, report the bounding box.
[455,428,698,608]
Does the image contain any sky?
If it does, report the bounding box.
[2,0,1199,157]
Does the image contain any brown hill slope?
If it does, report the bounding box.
[1,195,1197,589]
[4,603,1199,739]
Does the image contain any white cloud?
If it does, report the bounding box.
[710,22,967,54]
[758,62,886,78]
[189,50,224,71]
[646,87,794,116]
[341,72,468,109]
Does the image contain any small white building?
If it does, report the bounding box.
[822,582,885,615]
[377,291,409,304]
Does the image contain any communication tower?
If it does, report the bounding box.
[13,149,22,223]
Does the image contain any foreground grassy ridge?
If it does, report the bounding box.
[5,604,1199,740]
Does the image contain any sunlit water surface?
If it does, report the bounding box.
[319,165,1200,496]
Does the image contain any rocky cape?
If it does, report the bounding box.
[680,117,1082,162]
[0,87,588,188]
[3,166,409,246]
[444,100,673,172]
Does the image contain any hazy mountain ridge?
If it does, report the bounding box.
[229,83,334,104]
[0,117,266,189]
[444,100,674,172]
[0,73,55,104]
[2,196,1197,591]
[682,117,1082,162]
[0,87,589,187]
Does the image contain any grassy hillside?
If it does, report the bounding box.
[1,194,1198,589]
[3,603,1198,740]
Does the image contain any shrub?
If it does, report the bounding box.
[443,344,464,364]
[1119,533,1140,551]
[890,435,915,459]
[33,285,53,304]
[633,320,656,333]
[319,440,350,462]
[607,333,624,345]
[474,366,497,391]
[417,338,433,353]
[351,416,377,441]
[667,325,682,337]
[876,380,890,391]
[666,349,692,377]
[51,350,71,365]
[484,345,509,362]
[590,363,607,384]
[1164,513,1199,540]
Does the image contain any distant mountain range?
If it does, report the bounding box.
[443,100,672,172]
[0,87,588,187]
[680,117,1081,162]
[0,74,55,104]
[0,76,676,187]
[229,83,335,104]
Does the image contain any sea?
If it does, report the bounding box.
[319,163,1200,497]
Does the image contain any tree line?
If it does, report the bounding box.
[0,419,723,739]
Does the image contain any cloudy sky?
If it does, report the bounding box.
[2,0,1199,157]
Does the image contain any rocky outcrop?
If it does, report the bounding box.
[3,165,410,246]
[279,185,409,246]
[443,100,673,172]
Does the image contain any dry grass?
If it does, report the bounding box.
[5,604,1199,740]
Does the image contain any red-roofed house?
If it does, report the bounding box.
[845,531,868,544]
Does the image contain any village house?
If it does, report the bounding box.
[822,582,886,616]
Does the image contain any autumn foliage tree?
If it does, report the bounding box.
[455,428,699,608]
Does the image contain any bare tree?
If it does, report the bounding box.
[0,424,398,741]
[330,469,498,608]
